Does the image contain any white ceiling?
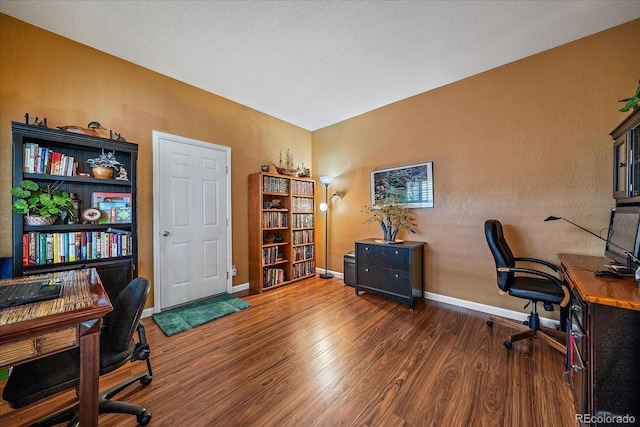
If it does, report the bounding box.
[1,1,639,131]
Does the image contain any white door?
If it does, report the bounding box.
[152,131,231,310]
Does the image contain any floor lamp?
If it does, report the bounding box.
[319,175,334,279]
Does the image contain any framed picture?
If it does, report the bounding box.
[371,162,433,208]
[92,192,132,224]
[92,192,132,208]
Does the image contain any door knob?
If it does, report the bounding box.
[162,231,171,237]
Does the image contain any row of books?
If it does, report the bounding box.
[262,246,284,265]
[262,211,288,228]
[291,197,314,212]
[290,180,314,196]
[292,213,314,228]
[293,245,314,261]
[292,260,315,279]
[263,268,286,287]
[22,231,132,266]
[23,143,76,176]
[293,229,314,244]
[262,176,289,194]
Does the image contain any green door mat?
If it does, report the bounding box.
[152,293,250,336]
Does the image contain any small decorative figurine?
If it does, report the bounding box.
[58,121,106,137]
[24,113,47,127]
[110,130,127,141]
[115,165,129,181]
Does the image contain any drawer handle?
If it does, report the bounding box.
[365,268,369,272]
[394,250,398,254]
[365,247,369,251]
[395,274,399,278]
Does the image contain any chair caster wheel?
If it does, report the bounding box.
[137,411,151,425]
[504,341,513,349]
[486,320,493,327]
[140,375,152,386]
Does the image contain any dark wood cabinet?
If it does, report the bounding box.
[610,109,640,202]
[355,239,424,309]
[561,254,640,424]
[11,122,138,299]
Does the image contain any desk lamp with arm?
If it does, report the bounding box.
[544,216,640,286]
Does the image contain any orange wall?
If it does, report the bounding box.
[312,19,640,315]
[1,13,639,317]
[0,14,312,307]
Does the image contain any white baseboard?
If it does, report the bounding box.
[232,282,249,293]
[423,291,561,329]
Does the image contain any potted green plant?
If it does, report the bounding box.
[619,80,640,113]
[87,149,123,179]
[363,200,417,242]
[11,180,76,225]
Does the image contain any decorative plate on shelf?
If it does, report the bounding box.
[81,208,101,223]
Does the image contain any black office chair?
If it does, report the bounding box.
[484,219,569,353]
[2,277,153,426]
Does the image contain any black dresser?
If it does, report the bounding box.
[355,239,425,309]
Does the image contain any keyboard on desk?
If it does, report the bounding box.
[0,279,63,309]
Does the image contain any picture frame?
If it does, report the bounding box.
[92,192,132,224]
[92,192,132,208]
[371,162,433,208]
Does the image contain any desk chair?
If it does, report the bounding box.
[2,277,153,426]
[484,220,569,354]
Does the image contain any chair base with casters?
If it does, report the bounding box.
[486,301,567,354]
[2,277,153,427]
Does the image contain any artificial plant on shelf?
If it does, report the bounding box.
[363,199,417,242]
[11,180,75,224]
[87,149,123,179]
[619,79,640,113]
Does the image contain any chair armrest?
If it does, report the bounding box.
[514,257,560,272]
[514,257,565,282]
[500,266,570,307]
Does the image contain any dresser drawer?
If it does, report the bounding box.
[357,244,410,270]
[357,265,409,295]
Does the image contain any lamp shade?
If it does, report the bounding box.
[319,175,333,185]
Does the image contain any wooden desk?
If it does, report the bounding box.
[559,254,640,423]
[0,269,112,427]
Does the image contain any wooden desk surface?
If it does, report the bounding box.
[0,269,112,362]
[559,253,640,311]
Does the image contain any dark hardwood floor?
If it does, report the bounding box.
[0,276,577,426]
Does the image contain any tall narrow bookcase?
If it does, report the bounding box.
[249,172,316,293]
[11,122,138,299]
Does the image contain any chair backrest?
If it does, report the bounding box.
[484,219,515,292]
[102,277,150,352]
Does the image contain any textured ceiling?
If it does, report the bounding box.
[1,1,639,130]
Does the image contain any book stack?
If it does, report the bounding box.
[23,143,76,176]
[263,268,285,287]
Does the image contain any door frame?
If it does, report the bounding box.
[151,130,232,313]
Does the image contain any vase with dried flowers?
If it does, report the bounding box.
[363,200,417,242]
